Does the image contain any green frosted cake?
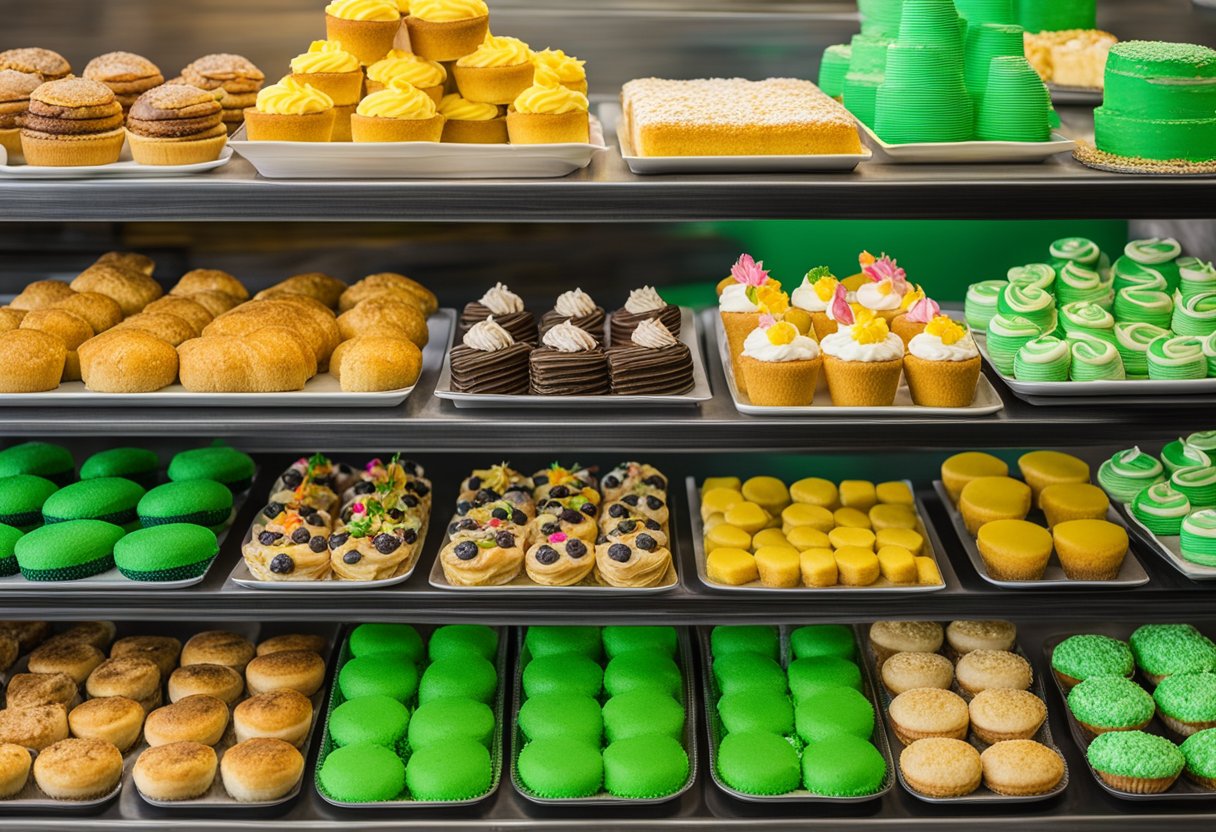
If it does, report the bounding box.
[329,695,410,748]
[522,653,603,699]
[1067,675,1155,731]
[1130,623,1216,680]
[167,446,255,492]
[1050,634,1134,684]
[601,625,677,659]
[14,519,125,581]
[795,686,876,744]
[42,477,145,526]
[800,734,887,797]
[404,739,492,800]
[1016,0,1096,32]
[137,480,232,528]
[520,694,603,745]
[717,690,794,737]
[602,735,689,799]
[348,623,425,662]
[818,44,853,98]
[517,738,603,798]
[79,447,158,489]
[709,625,779,662]
[318,742,406,802]
[713,652,787,696]
[113,523,218,582]
[0,523,22,577]
[417,656,497,704]
[603,692,685,743]
[524,626,602,661]
[1181,728,1216,785]
[716,731,800,795]
[0,442,74,484]
[427,624,498,662]
[0,475,58,530]
[408,698,495,749]
[787,657,863,702]
[338,655,419,702]
[603,650,682,699]
[790,624,857,661]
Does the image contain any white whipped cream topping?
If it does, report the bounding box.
[541,320,597,352]
[820,330,904,362]
[479,282,524,315]
[791,279,830,312]
[625,285,666,314]
[741,326,819,362]
[908,330,980,362]
[856,280,902,311]
[462,316,515,351]
[718,283,759,313]
[631,318,678,348]
[554,288,597,317]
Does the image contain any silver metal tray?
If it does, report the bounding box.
[510,627,698,805]
[700,624,895,803]
[0,749,122,811]
[1115,502,1216,581]
[856,120,1075,164]
[434,307,711,409]
[1044,625,1216,801]
[689,476,948,594]
[933,480,1150,589]
[866,623,1070,804]
[314,624,506,808]
[710,311,1005,416]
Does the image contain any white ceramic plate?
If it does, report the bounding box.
[435,307,711,409]
[1116,503,1216,581]
[0,144,232,178]
[855,120,1074,163]
[229,119,607,179]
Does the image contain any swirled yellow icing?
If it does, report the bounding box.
[291,40,360,74]
[409,0,488,22]
[532,48,586,84]
[325,0,400,21]
[438,93,499,120]
[255,77,334,114]
[356,78,438,118]
[512,65,589,114]
[367,49,446,87]
[457,35,532,68]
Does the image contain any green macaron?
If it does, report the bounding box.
[710,625,780,662]
[601,625,677,659]
[167,446,255,492]
[603,692,685,743]
[524,626,602,661]
[602,734,689,799]
[1067,676,1155,730]
[408,698,495,750]
[348,623,425,663]
[713,652,787,696]
[519,694,603,746]
[0,523,23,577]
[517,738,603,798]
[1051,634,1134,683]
[795,686,875,744]
[0,442,74,484]
[787,657,863,702]
[42,477,145,526]
[717,690,793,737]
[790,625,857,661]
[716,731,800,796]
[1130,624,1216,680]
[800,734,886,797]
[522,653,602,699]
[79,447,159,489]
[603,649,682,699]
[1180,728,1216,782]
[0,475,58,530]
[404,739,492,801]
[329,695,410,749]
[418,656,497,705]
[113,523,219,582]
[318,742,405,802]
[427,624,498,662]
[1087,730,1184,783]
[14,519,125,581]
[338,655,419,703]
[137,480,233,528]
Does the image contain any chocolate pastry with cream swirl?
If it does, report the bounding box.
[459,282,536,344]
[528,321,608,396]
[449,316,531,394]
[609,286,682,347]
[539,288,605,345]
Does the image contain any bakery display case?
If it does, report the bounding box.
[2,0,1216,828]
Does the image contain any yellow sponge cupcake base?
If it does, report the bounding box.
[1052,519,1127,580]
[1039,483,1109,528]
[800,548,838,587]
[976,519,1052,581]
[706,547,757,585]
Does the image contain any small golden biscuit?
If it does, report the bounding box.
[254,272,347,308]
[51,292,123,333]
[0,743,30,798]
[753,546,800,588]
[9,279,75,311]
[0,48,72,80]
[782,503,835,535]
[0,620,51,651]
[32,737,122,800]
[882,651,954,695]
[114,311,199,345]
[869,621,943,667]
[1052,519,1128,581]
[47,621,116,650]
[339,272,437,314]
[168,664,244,706]
[143,296,214,332]
[336,298,429,347]
[834,546,879,586]
[915,556,942,586]
[111,635,182,678]
[79,329,178,393]
[876,480,914,506]
[68,696,145,752]
[980,739,1064,797]
[876,527,924,556]
[959,477,1033,536]
[900,737,981,797]
[1018,450,1090,505]
[132,741,217,801]
[329,335,423,392]
[255,633,327,657]
[28,640,105,683]
[1039,483,1109,528]
[220,737,303,802]
[955,649,1032,698]
[741,476,790,516]
[85,656,162,712]
[799,548,838,587]
[181,630,255,672]
[0,329,65,391]
[704,523,751,553]
[941,451,1010,504]
[828,527,875,551]
[702,487,744,518]
[0,705,69,750]
[751,528,789,549]
[870,503,918,531]
[876,545,917,583]
[170,268,249,300]
[839,480,877,511]
[723,502,769,535]
[968,689,1046,745]
[4,672,77,710]
[244,650,325,697]
[976,519,1053,582]
[833,507,871,530]
[790,477,838,508]
[786,526,831,551]
[946,620,1017,656]
[706,547,758,586]
[94,251,155,276]
[70,263,164,315]
[232,689,312,746]
[888,688,970,744]
[19,308,93,350]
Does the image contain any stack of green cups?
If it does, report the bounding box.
[985,313,1042,374]
[874,43,974,143]
[859,0,904,38]
[842,34,893,126]
[818,44,853,98]
[976,56,1050,142]
[1114,322,1170,378]
[1179,258,1216,302]
[955,0,1016,25]
[964,23,1025,102]
[1182,510,1216,565]
[1113,260,1170,294]
[965,279,1007,331]
[1013,334,1071,381]
[1007,263,1056,292]
[898,0,964,69]
[1056,261,1113,308]
[996,284,1056,332]
[1113,288,1174,329]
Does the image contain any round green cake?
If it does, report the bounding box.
[1130,623,1216,679]
[713,653,787,696]
[318,742,405,802]
[716,731,800,796]
[0,442,74,484]
[524,626,602,661]
[517,738,603,798]
[113,523,218,582]
[408,698,495,749]
[790,625,857,661]
[14,519,124,581]
[137,480,233,528]
[795,686,875,744]
[519,694,603,745]
[602,734,689,799]
[330,695,410,748]
[1180,728,1216,784]
[522,653,603,699]
[338,655,419,703]
[1067,675,1155,730]
[42,477,145,525]
[79,447,159,489]
[427,624,498,662]
[418,656,497,704]
[0,475,59,530]
[1153,672,1216,725]
[404,738,492,801]
[603,692,685,743]
[800,734,886,797]
[167,446,255,492]
[787,657,863,702]
[603,649,682,699]
[1087,730,1184,782]
[0,523,22,577]
[602,625,677,659]
[1051,634,1134,683]
[349,623,425,662]
[710,625,779,662]
[717,690,793,737]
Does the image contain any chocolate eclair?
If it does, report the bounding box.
[460,281,536,344]
[529,320,608,396]
[450,316,531,394]
[539,287,605,345]
[607,318,693,395]
[609,285,682,347]
[126,83,228,165]
[20,78,125,167]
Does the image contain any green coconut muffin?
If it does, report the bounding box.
[602,625,678,659]
[790,625,857,661]
[1051,634,1134,685]
[137,480,233,528]
[1180,728,1216,786]
[0,475,58,530]
[418,656,497,705]
[1087,730,1184,791]
[717,690,793,737]
[524,626,602,661]
[710,625,780,662]
[318,742,406,802]
[167,446,255,492]
[330,695,410,748]
[517,738,603,798]
[602,734,689,799]
[603,692,685,743]
[348,623,425,663]
[801,734,886,797]
[795,686,875,744]
[1153,672,1216,733]
[113,523,218,582]
[1130,624,1216,681]
[603,649,682,699]
[338,655,419,703]
[408,698,495,749]
[14,519,124,581]
[520,694,603,745]
[42,477,145,525]
[0,523,23,577]
[405,738,492,800]
[716,731,800,796]
[427,624,499,662]
[522,653,603,699]
[713,652,787,696]
[0,442,74,484]
[1067,675,1155,732]
[787,657,863,702]
[79,447,159,489]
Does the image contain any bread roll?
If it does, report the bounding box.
[5,672,77,710]
[10,280,75,311]
[340,272,437,314]
[85,656,162,712]
[0,705,69,750]
[220,738,303,802]
[185,290,241,316]
[255,272,347,308]
[32,737,122,799]
[181,631,255,672]
[330,336,423,392]
[168,664,244,706]
[95,251,155,276]
[0,631,16,672]
[244,650,325,697]
[143,694,229,747]
[46,621,116,650]
[50,292,123,333]
[205,300,336,365]
[28,640,105,684]
[0,620,51,651]
[132,741,217,801]
[0,309,20,333]
[255,633,327,657]
[178,328,315,393]
[70,264,164,315]
[79,329,178,393]
[170,269,248,301]
[20,308,94,350]
[68,696,145,752]
[111,635,182,679]
[337,298,428,346]
[114,311,199,345]
[0,330,65,391]
[143,296,214,332]
[0,743,30,798]
[232,689,312,746]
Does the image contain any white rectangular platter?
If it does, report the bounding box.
[1116,503,1216,581]
[856,120,1074,164]
[0,144,233,178]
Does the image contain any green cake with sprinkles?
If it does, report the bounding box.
[0,523,23,577]
[1086,730,1184,794]
[14,519,125,581]
[167,446,255,492]
[1181,728,1216,788]
[0,475,59,530]
[0,442,74,484]
[41,477,145,526]
[113,524,219,582]
[79,447,158,489]
[137,480,233,529]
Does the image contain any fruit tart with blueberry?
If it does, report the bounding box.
[595,535,672,587]
[447,499,531,540]
[600,462,668,505]
[439,525,525,586]
[329,491,427,582]
[598,515,669,549]
[603,491,669,531]
[269,454,346,515]
[458,463,534,504]
[243,504,334,581]
[531,462,597,501]
[525,531,595,586]
[530,495,599,544]
[272,454,357,507]
[342,456,430,509]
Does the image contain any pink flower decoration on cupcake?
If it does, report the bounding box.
[905,295,941,323]
[831,284,854,325]
[862,253,909,294]
[731,253,770,287]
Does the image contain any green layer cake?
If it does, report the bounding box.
[79,447,158,489]
[137,480,233,529]
[14,519,125,581]
[42,477,145,526]
[113,523,219,582]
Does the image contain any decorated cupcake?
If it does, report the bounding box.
[1118,238,1183,293]
[1069,335,1126,381]
[607,319,693,395]
[716,254,783,392]
[1056,261,1112,308]
[1181,509,1216,566]
[540,288,604,343]
[1060,301,1117,345]
[790,266,841,341]
[438,93,506,143]
[449,317,531,394]
[891,293,939,346]
[1179,258,1216,302]
[1098,448,1164,504]
[739,314,822,406]
[1114,322,1170,378]
[903,315,981,408]
[405,0,491,62]
[532,49,587,95]
[1114,287,1174,330]
[1162,437,1212,474]
[1007,263,1056,293]
[997,284,1057,334]
[454,36,534,105]
[1172,292,1216,338]
[529,321,608,396]
[351,77,444,142]
[854,252,909,323]
[820,289,905,407]
[460,282,536,343]
[125,84,228,166]
[506,65,589,144]
[324,0,402,67]
[290,40,363,141]
[612,285,681,348]
[243,77,336,142]
[366,50,447,98]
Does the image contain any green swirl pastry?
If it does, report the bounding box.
[1162,437,1213,473]
[1050,237,1102,266]
[1113,322,1170,378]
[984,313,1042,375]
[1112,258,1170,294]
[1124,237,1182,293]
[1132,481,1191,535]
[1147,335,1208,381]
[1061,301,1117,344]
[1172,292,1216,338]
[997,284,1056,332]
[1203,333,1216,377]
[1179,257,1216,302]
[1173,467,1216,511]
[1098,447,1165,504]
[1070,338,1126,381]
[1057,261,1113,308]
[1187,431,1216,454]
[1182,509,1216,565]
[1007,263,1057,292]
[1114,287,1174,329]
[1013,335,1070,381]
[964,280,1007,332]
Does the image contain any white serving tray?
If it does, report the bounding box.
[856,120,1074,163]
[0,310,451,408]
[0,144,232,178]
[1116,503,1216,581]
[229,119,607,179]
[435,307,711,409]
[711,312,1005,416]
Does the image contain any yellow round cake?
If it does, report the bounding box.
[1039,483,1110,528]
[1052,519,1128,581]
[781,503,835,534]
[941,452,1009,504]
[877,527,924,557]
[871,503,918,531]
[741,476,791,516]
[976,519,1053,581]
[833,507,872,530]
[959,477,1033,536]
[1017,451,1091,505]
[790,477,838,508]
[787,526,831,550]
[828,526,876,551]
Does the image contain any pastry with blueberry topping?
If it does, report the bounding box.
[243,505,334,581]
[525,532,596,586]
[601,462,668,504]
[531,498,599,545]
[531,463,598,502]
[329,495,425,582]
[342,456,429,509]
[600,516,669,550]
[459,463,533,506]
[604,492,669,530]
[269,453,347,514]
[439,527,525,586]
[595,535,672,588]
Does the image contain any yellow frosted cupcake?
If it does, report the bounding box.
[976,519,1053,581]
[454,36,534,105]
[290,40,363,141]
[438,93,505,142]
[903,314,982,408]
[405,0,490,62]
[1052,519,1128,580]
[820,301,905,407]
[244,77,335,142]
[958,477,1032,536]
[531,48,587,95]
[1018,451,1091,506]
[739,315,823,407]
[351,77,444,142]
[941,452,1009,504]
[324,0,403,66]
[506,65,589,144]
[1039,483,1110,528]
[366,50,447,100]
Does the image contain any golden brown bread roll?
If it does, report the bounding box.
[170,268,248,301]
[186,290,242,316]
[0,309,20,332]
[70,264,164,315]
[0,706,69,751]
[254,272,347,308]
[9,280,75,311]
[178,328,316,393]
[114,311,199,345]
[143,295,214,332]
[337,298,429,346]
[330,336,423,392]
[95,251,155,276]
[339,272,437,314]
[0,330,66,392]
[20,308,94,350]
[79,329,179,393]
[205,300,336,366]
[50,292,123,333]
